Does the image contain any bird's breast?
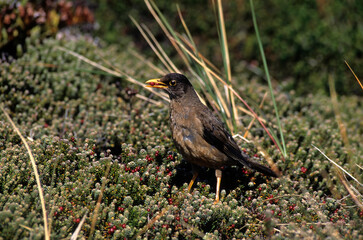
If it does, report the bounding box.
[169,102,230,168]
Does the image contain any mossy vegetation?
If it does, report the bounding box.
[0,1,362,239]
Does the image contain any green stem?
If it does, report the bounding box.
[249,0,287,157]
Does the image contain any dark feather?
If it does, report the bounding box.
[200,109,277,177]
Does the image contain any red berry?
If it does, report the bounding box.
[301,167,307,173]
[122,223,126,228]
[59,206,64,211]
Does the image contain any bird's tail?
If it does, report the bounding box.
[239,152,278,177]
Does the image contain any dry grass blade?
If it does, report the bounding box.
[180,221,205,238]
[0,106,50,240]
[171,38,231,116]
[175,7,221,74]
[89,162,111,238]
[135,93,163,106]
[128,49,166,75]
[328,76,354,173]
[320,169,342,199]
[244,92,268,138]
[56,46,170,102]
[255,143,281,176]
[144,0,189,65]
[169,34,232,120]
[345,60,363,90]
[176,33,220,74]
[202,61,233,130]
[312,144,363,187]
[70,213,88,240]
[132,207,169,239]
[233,133,280,174]
[130,16,174,73]
[337,171,363,211]
[216,0,231,83]
[237,105,266,123]
[141,23,180,73]
[216,0,239,127]
[19,224,34,232]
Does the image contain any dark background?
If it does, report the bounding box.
[1,0,362,95]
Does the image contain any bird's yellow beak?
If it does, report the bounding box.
[145,78,168,89]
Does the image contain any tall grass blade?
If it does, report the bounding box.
[130,16,174,73]
[345,60,363,90]
[328,75,354,174]
[249,0,287,157]
[56,46,170,102]
[312,144,363,187]
[141,23,180,73]
[1,106,50,240]
[215,0,239,131]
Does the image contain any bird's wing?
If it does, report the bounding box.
[198,108,245,163]
[198,107,277,177]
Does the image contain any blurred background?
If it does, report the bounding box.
[1,0,362,95]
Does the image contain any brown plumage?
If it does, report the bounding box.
[146,73,277,203]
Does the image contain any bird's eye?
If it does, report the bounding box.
[169,80,177,86]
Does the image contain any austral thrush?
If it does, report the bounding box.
[146,73,277,203]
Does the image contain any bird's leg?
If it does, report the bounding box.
[214,169,222,204]
[187,165,199,192]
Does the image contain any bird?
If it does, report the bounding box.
[145,73,278,203]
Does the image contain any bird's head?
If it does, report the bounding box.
[145,73,194,100]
